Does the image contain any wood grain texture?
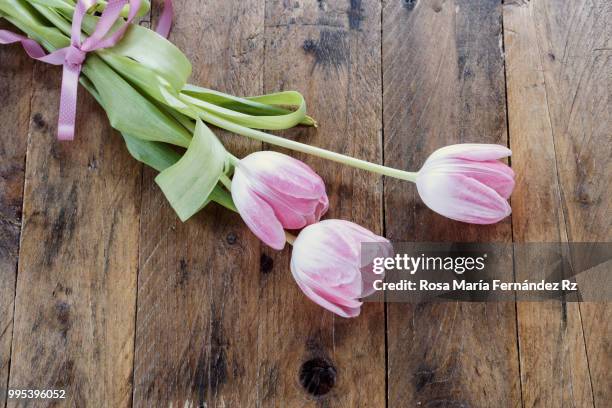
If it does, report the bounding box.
[260,0,384,405]
[0,0,609,406]
[132,0,264,406]
[536,2,611,404]
[503,0,602,406]
[5,58,141,406]
[0,23,34,406]
[504,0,610,406]
[383,0,520,406]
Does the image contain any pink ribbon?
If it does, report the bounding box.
[0,0,173,141]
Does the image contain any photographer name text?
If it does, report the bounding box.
[373,279,579,292]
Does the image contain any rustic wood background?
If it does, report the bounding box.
[1,0,610,406]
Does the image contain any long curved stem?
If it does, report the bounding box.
[190,105,418,183]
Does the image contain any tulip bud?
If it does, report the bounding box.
[290,220,392,318]
[416,144,515,224]
[231,151,329,250]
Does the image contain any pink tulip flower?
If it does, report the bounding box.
[231,151,329,250]
[416,144,515,224]
[290,220,392,318]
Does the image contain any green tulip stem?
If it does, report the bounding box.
[197,111,418,183]
[219,173,233,192]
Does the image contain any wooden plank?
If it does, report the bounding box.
[6,54,141,407]
[503,0,597,406]
[383,0,521,406]
[259,0,385,405]
[505,0,610,406]
[132,0,265,406]
[0,23,34,406]
[580,307,611,407]
[535,0,611,403]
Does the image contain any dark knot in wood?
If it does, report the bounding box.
[299,358,337,396]
[33,113,47,129]
[260,253,274,274]
[226,232,237,245]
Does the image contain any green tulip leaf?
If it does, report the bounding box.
[122,133,235,212]
[155,119,228,221]
[181,86,316,129]
[122,133,181,172]
[82,55,192,147]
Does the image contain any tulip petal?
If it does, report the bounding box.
[295,263,363,304]
[266,196,313,229]
[290,220,389,317]
[466,160,515,199]
[427,144,512,163]
[241,151,327,200]
[293,221,360,266]
[264,193,327,230]
[360,240,394,297]
[293,251,359,287]
[236,151,329,229]
[417,172,512,224]
[423,158,515,199]
[294,278,361,318]
[314,196,329,219]
[231,169,286,250]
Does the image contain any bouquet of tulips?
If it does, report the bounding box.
[0,0,515,317]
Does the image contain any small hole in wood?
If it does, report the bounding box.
[260,254,274,274]
[33,113,47,129]
[226,232,237,245]
[299,358,336,396]
[403,0,418,11]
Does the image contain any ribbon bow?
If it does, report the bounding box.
[0,0,173,140]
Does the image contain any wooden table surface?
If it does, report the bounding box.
[1,0,610,406]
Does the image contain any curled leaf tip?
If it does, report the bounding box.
[304,116,318,127]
